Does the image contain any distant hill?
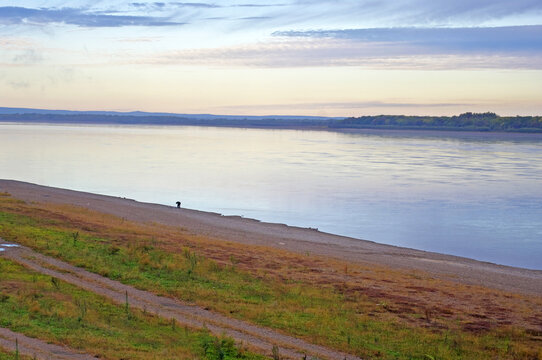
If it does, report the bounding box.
[0,107,340,121]
[1,107,541,133]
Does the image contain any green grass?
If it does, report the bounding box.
[0,256,262,360]
[0,351,33,360]
[0,197,540,360]
[0,349,29,360]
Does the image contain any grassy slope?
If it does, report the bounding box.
[0,255,261,360]
[0,193,541,359]
[0,258,264,359]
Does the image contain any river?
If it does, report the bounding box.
[1,123,541,269]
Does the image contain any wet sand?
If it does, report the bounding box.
[1,179,541,296]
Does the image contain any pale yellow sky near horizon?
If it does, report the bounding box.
[3,64,542,116]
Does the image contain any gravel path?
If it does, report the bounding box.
[0,242,360,360]
[0,327,98,360]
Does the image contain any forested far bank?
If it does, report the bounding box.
[332,112,542,132]
[1,110,542,133]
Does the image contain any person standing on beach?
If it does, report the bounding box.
[176,201,181,208]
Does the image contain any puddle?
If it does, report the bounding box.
[0,244,19,252]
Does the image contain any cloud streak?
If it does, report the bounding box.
[400,0,542,25]
[288,0,542,26]
[137,25,542,70]
[131,2,220,9]
[0,6,185,27]
[12,49,43,65]
[218,101,474,111]
[2,1,541,33]
[8,80,30,89]
[273,26,542,53]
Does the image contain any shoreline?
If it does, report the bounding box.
[2,120,542,138]
[1,179,541,296]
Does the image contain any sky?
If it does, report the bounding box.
[1,0,541,116]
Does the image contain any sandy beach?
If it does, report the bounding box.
[1,179,541,296]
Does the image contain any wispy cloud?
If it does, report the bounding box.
[0,37,35,49]
[8,80,30,89]
[131,2,220,9]
[12,49,43,65]
[286,0,542,26]
[113,36,163,43]
[172,2,220,8]
[233,3,289,8]
[0,6,185,27]
[273,26,542,53]
[137,30,542,70]
[218,101,474,111]
[238,16,273,21]
[2,1,540,33]
[399,0,542,25]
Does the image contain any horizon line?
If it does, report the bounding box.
[1,106,540,119]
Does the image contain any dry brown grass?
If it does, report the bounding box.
[2,195,542,359]
[20,200,542,336]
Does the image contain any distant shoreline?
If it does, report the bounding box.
[1,107,541,133]
[2,118,542,136]
[1,179,541,295]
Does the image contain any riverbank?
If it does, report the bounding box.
[2,179,542,359]
[1,179,540,296]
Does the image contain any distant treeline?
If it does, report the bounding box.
[331,112,542,133]
[1,111,542,133]
[0,113,327,127]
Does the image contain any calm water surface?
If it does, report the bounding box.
[1,123,541,269]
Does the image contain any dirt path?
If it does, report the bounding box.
[0,243,359,360]
[0,327,98,360]
[1,180,541,296]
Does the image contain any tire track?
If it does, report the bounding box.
[0,327,98,360]
[1,243,360,359]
